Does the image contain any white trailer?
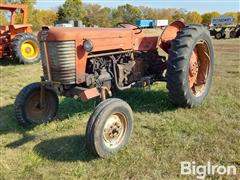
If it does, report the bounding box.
[153,20,169,27]
[211,16,234,26]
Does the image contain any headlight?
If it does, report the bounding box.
[83,39,93,52]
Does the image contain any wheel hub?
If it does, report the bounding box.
[188,40,210,97]
[108,122,122,138]
[21,40,39,60]
[103,113,127,148]
[25,47,32,53]
[25,90,56,123]
[189,50,199,88]
[216,33,221,39]
[27,93,48,119]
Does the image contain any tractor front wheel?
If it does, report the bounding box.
[167,25,214,108]
[14,83,59,125]
[12,33,41,64]
[86,98,134,158]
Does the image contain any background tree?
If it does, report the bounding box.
[0,0,6,24]
[140,7,176,21]
[186,11,202,24]
[238,12,240,24]
[83,4,112,27]
[201,11,221,25]
[112,4,142,25]
[156,8,176,22]
[172,8,188,21]
[223,12,240,24]
[1,0,239,29]
[31,9,57,31]
[57,0,85,21]
[139,6,159,19]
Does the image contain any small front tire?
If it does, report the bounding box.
[14,83,59,126]
[86,98,134,158]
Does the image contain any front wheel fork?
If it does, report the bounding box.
[99,86,112,101]
[39,83,46,109]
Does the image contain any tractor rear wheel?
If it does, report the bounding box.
[12,33,41,64]
[86,98,134,158]
[167,25,214,108]
[14,83,59,125]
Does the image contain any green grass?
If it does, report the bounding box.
[0,39,240,179]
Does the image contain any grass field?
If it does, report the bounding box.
[0,38,239,179]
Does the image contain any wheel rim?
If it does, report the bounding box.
[189,40,210,97]
[21,40,39,60]
[230,31,236,38]
[216,33,221,39]
[103,112,127,149]
[25,91,55,123]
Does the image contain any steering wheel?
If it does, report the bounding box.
[116,23,143,34]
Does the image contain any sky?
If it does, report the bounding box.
[35,0,240,14]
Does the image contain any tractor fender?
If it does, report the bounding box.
[9,24,33,33]
[9,24,33,39]
[10,24,32,29]
[159,20,186,53]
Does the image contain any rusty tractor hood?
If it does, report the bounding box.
[38,27,135,52]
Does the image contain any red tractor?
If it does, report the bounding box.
[14,20,214,158]
[0,4,40,64]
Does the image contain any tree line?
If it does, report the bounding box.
[1,0,240,31]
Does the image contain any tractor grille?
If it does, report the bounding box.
[40,41,76,84]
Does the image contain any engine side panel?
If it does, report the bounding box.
[39,26,163,84]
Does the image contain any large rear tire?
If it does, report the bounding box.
[166,25,214,108]
[14,83,59,126]
[12,33,41,64]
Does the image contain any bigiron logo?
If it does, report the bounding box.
[180,161,237,179]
